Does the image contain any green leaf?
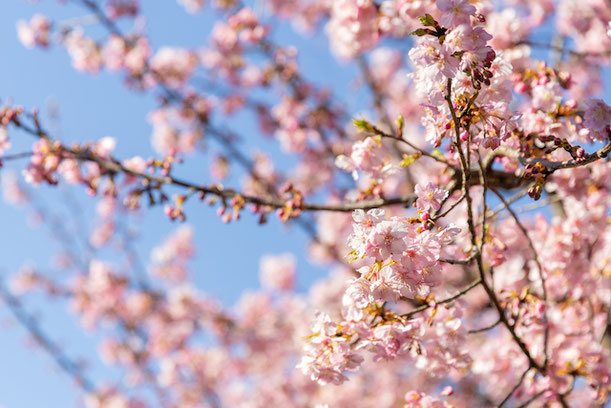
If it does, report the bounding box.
[399,152,421,167]
[395,115,404,130]
[353,117,374,132]
[410,28,433,37]
[418,14,437,27]
[431,149,444,159]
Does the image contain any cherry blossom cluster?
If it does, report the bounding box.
[327,0,379,59]
[298,205,468,385]
[16,14,51,49]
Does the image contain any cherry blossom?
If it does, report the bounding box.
[415,182,449,212]
[259,253,296,291]
[16,14,51,49]
[327,0,379,59]
[1,0,610,406]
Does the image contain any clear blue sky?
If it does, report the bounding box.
[0,2,609,407]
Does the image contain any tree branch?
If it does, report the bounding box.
[515,41,611,59]
[489,186,550,368]
[520,142,611,173]
[0,278,95,392]
[400,278,482,319]
[446,78,544,372]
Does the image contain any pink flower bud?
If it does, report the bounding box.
[405,391,422,402]
[440,386,454,396]
[514,82,528,94]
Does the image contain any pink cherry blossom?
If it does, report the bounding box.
[0,127,11,156]
[259,253,296,291]
[63,29,103,73]
[327,0,379,59]
[150,225,195,281]
[150,47,197,87]
[583,99,611,140]
[16,14,51,49]
[415,182,448,212]
[436,0,476,28]
[335,137,396,180]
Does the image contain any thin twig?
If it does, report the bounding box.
[497,367,532,407]
[0,151,34,161]
[439,252,478,265]
[468,319,501,334]
[400,278,482,319]
[489,186,550,368]
[515,40,611,58]
[515,391,545,408]
[0,278,95,392]
[357,56,396,137]
[484,183,534,221]
[432,190,465,221]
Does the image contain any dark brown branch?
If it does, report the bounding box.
[447,79,572,408]
[446,78,544,372]
[520,142,611,172]
[70,147,421,212]
[11,116,536,215]
[489,186,550,368]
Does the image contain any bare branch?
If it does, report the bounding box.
[489,186,550,368]
[0,278,96,392]
[497,367,532,408]
[515,40,611,59]
[468,319,501,334]
[400,278,482,320]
